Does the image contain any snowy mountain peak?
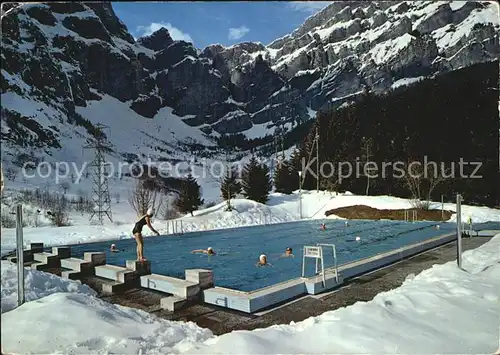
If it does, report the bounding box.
[137,27,174,51]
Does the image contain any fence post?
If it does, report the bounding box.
[16,204,25,307]
[456,194,463,268]
[441,195,444,221]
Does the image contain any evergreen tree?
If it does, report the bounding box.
[273,159,294,194]
[174,174,204,216]
[241,156,272,203]
[220,167,241,200]
[288,149,301,191]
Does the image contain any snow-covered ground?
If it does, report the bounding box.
[2,233,499,354]
[0,260,96,314]
[1,189,499,255]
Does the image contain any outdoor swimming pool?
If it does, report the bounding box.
[71,219,459,291]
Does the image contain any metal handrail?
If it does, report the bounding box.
[302,245,325,287]
[317,243,338,283]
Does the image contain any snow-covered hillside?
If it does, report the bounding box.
[1,1,499,174]
[2,233,499,354]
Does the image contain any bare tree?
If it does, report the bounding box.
[320,176,340,196]
[128,179,163,216]
[48,196,71,227]
[403,160,448,210]
[160,195,180,219]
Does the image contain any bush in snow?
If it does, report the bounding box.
[4,167,18,181]
[48,196,71,227]
[205,201,217,208]
[71,195,94,213]
[1,213,17,228]
[59,181,70,194]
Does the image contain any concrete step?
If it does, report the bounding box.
[30,243,44,254]
[95,264,136,283]
[185,269,213,289]
[60,258,93,274]
[83,252,106,266]
[33,252,59,266]
[61,269,81,280]
[51,246,71,259]
[160,295,187,311]
[7,250,34,263]
[30,261,49,270]
[101,279,140,295]
[125,260,151,275]
[141,274,200,298]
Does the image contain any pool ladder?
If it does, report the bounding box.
[301,243,339,287]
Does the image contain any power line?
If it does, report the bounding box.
[83,124,114,224]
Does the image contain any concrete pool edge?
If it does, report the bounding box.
[202,232,456,313]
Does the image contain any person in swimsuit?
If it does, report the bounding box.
[191,247,216,255]
[281,247,294,257]
[256,254,273,267]
[132,208,159,261]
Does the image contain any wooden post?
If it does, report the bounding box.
[441,195,444,221]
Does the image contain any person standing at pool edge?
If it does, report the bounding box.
[132,208,160,261]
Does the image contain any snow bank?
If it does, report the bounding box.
[186,234,500,354]
[1,292,212,354]
[1,260,96,313]
[2,235,499,354]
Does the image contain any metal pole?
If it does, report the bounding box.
[16,204,25,307]
[441,194,444,221]
[316,127,319,193]
[298,171,302,219]
[301,253,305,277]
[456,194,462,268]
[320,249,325,287]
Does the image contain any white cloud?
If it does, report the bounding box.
[228,26,250,40]
[287,1,333,13]
[135,22,193,43]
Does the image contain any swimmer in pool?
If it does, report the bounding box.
[110,244,119,252]
[320,223,326,230]
[256,254,273,267]
[281,247,294,257]
[191,247,216,255]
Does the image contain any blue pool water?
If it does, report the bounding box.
[70,219,462,291]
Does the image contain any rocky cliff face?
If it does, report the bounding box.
[1,1,499,164]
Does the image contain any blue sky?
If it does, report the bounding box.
[112,1,332,49]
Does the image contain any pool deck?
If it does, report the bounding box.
[95,236,491,335]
